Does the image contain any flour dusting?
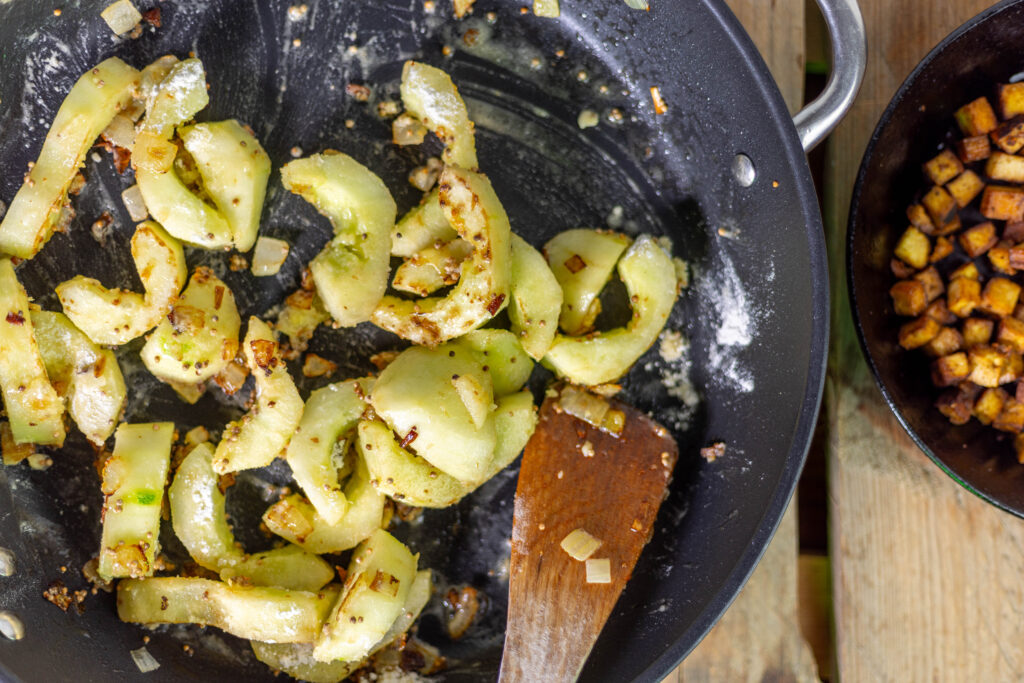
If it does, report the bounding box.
[697,247,755,393]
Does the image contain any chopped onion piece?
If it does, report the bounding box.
[121,185,148,222]
[130,646,160,673]
[650,86,669,115]
[102,114,137,150]
[558,385,610,427]
[392,113,427,146]
[577,109,599,129]
[560,528,602,561]
[251,237,290,277]
[585,558,611,584]
[101,0,142,35]
[533,0,560,17]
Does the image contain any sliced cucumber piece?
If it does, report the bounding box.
[400,61,478,170]
[509,232,562,360]
[545,228,632,335]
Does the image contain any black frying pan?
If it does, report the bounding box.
[848,0,1024,518]
[0,0,859,680]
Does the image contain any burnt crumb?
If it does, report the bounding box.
[5,311,24,325]
[142,7,162,26]
[400,427,418,449]
[700,441,726,463]
[442,585,481,639]
[346,83,371,102]
[228,254,249,272]
[43,579,87,614]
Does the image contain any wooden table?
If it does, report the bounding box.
[666,0,1024,680]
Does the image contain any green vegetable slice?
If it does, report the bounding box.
[0,259,66,446]
[509,232,562,360]
[141,266,241,384]
[0,57,140,259]
[392,238,472,297]
[56,221,187,345]
[116,577,339,643]
[312,529,418,663]
[543,235,678,385]
[390,187,456,258]
[98,422,174,580]
[220,545,335,593]
[286,377,373,525]
[213,318,303,474]
[281,152,397,327]
[457,328,533,398]
[32,310,125,446]
[400,61,478,170]
[545,228,632,335]
[372,167,512,346]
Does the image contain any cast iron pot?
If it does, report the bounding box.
[0,0,862,680]
[849,0,1024,518]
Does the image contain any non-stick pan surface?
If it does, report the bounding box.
[848,0,1024,517]
[0,1,828,680]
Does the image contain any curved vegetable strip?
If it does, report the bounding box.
[212,318,303,474]
[313,529,418,663]
[116,578,339,644]
[263,457,386,554]
[56,221,187,345]
[0,58,140,259]
[32,311,125,446]
[141,266,241,384]
[220,546,334,593]
[98,422,174,581]
[281,152,397,327]
[457,328,533,398]
[392,238,473,297]
[509,233,562,360]
[401,61,478,170]
[543,235,678,385]
[485,389,538,476]
[286,377,374,525]
[390,187,456,258]
[0,259,65,445]
[545,228,632,335]
[372,167,512,346]
[180,120,271,251]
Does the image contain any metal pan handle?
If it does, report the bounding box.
[793,0,866,152]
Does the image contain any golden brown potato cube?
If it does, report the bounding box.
[991,115,1024,153]
[933,352,970,386]
[1007,220,1024,242]
[946,169,985,208]
[951,262,980,280]
[998,317,1024,352]
[973,387,1009,425]
[930,236,955,263]
[1010,245,1024,271]
[924,149,964,185]
[986,151,1024,182]
[1001,350,1024,385]
[891,258,916,279]
[890,280,927,316]
[921,185,959,227]
[980,185,1024,221]
[998,82,1024,119]
[981,276,1022,316]
[926,299,958,325]
[948,277,982,317]
[925,326,963,357]
[906,203,936,234]
[894,226,931,270]
[989,244,1016,274]
[959,221,998,257]
[898,315,941,350]
[956,134,992,163]
[962,317,994,347]
[937,384,981,425]
[913,265,945,302]
[956,97,999,136]
[968,345,1010,387]
[993,398,1024,432]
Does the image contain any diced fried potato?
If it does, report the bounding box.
[974,387,1009,425]
[933,352,969,386]
[937,385,980,425]
[1002,350,1024,385]
[955,97,999,136]
[930,236,954,263]
[989,244,1016,274]
[948,277,982,317]
[926,299,957,325]
[893,226,931,270]
[924,149,964,185]
[981,185,1024,221]
[946,170,985,208]
[956,135,991,162]
[999,316,1024,352]
[890,280,927,316]
[925,326,963,357]
[992,115,1024,153]
[921,186,959,228]
[986,151,1024,183]
[1007,220,1024,242]
[913,266,944,303]
[981,277,1022,317]
[892,258,916,279]
[950,262,980,281]
[958,221,998,257]
[994,398,1024,432]
[962,317,994,348]
[998,82,1024,119]
[1012,245,1024,271]
[898,316,941,349]
[907,203,936,233]
[968,345,1010,387]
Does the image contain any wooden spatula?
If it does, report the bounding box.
[499,386,679,683]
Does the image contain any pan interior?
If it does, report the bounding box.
[0,1,825,682]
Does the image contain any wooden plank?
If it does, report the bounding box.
[673,1,817,679]
[826,1,1024,680]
